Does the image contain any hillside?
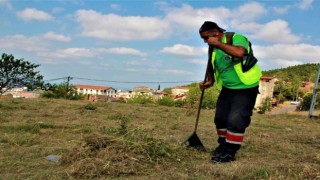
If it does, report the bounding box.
[262,63,320,82]
[0,98,320,179]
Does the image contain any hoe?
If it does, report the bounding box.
[183,46,214,152]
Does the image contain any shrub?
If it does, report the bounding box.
[41,83,84,100]
[127,94,152,104]
[257,97,272,114]
[84,103,97,110]
[174,99,185,107]
[300,92,320,111]
[186,83,218,109]
[157,96,175,107]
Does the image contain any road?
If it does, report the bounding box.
[269,104,298,115]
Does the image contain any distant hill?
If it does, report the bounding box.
[262,63,320,82]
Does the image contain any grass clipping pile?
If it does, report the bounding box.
[60,127,183,178]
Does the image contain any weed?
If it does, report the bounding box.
[170,123,179,130]
[1,98,320,179]
[0,122,56,134]
[60,123,185,179]
[250,167,270,179]
[83,103,97,110]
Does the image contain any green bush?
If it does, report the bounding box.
[41,83,84,100]
[157,96,175,107]
[84,103,97,110]
[257,97,272,114]
[185,83,218,109]
[300,92,320,111]
[202,87,218,109]
[174,99,185,107]
[127,94,153,104]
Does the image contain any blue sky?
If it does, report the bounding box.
[0,0,319,90]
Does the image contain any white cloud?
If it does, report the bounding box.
[297,0,313,10]
[110,4,121,10]
[38,47,147,61]
[230,21,262,33]
[164,69,193,75]
[52,7,64,14]
[43,32,71,42]
[126,68,138,72]
[271,5,291,14]
[164,2,266,32]
[16,8,53,21]
[188,59,206,65]
[0,0,12,10]
[60,48,95,58]
[0,34,49,52]
[75,10,171,41]
[125,59,162,74]
[0,33,146,60]
[253,19,301,43]
[161,44,206,57]
[254,43,320,64]
[101,48,147,57]
[233,2,266,21]
[164,4,231,30]
[269,59,304,67]
[92,62,109,70]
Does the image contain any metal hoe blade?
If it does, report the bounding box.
[183,132,206,152]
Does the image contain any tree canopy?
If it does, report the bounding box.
[262,63,319,82]
[0,53,43,93]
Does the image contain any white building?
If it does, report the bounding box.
[172,86,189,96]
[116,90,132,99]
[74,84,116,97]
[255,76,276,107]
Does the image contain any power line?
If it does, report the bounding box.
[73,77,198,84]
[44,76,199,84]
[44,77,68,82]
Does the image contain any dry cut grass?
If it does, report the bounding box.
[0,97,320,179]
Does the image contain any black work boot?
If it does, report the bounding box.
[211,152,235,163]
[211,145,223,157]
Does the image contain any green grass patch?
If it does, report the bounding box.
[1,122,57,133]
[0,97,320,179]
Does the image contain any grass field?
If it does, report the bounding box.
[0,97,320,179]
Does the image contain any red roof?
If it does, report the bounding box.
[74,84,112,90]
[260,76,273,80]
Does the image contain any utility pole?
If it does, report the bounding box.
[66,76,71,92]
[308,67,320,119]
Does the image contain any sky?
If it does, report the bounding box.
[0,0,319,90]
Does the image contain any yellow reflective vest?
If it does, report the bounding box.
[211,36,262,90]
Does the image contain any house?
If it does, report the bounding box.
[172,86,189,96]
[74,84,116,97]
[151,91,166,101]
[116,90,133,99]
[255,76,276,107]
[299,81,315,92]
[132,86,152,93]
[132,86,153,96]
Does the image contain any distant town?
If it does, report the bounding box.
[2,76,316,108]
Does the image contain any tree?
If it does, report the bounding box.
[186,82,219,109]
[257,97,272,114]
[300,92,320,111]
[0,53,43,94]
[41,83,84,100]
